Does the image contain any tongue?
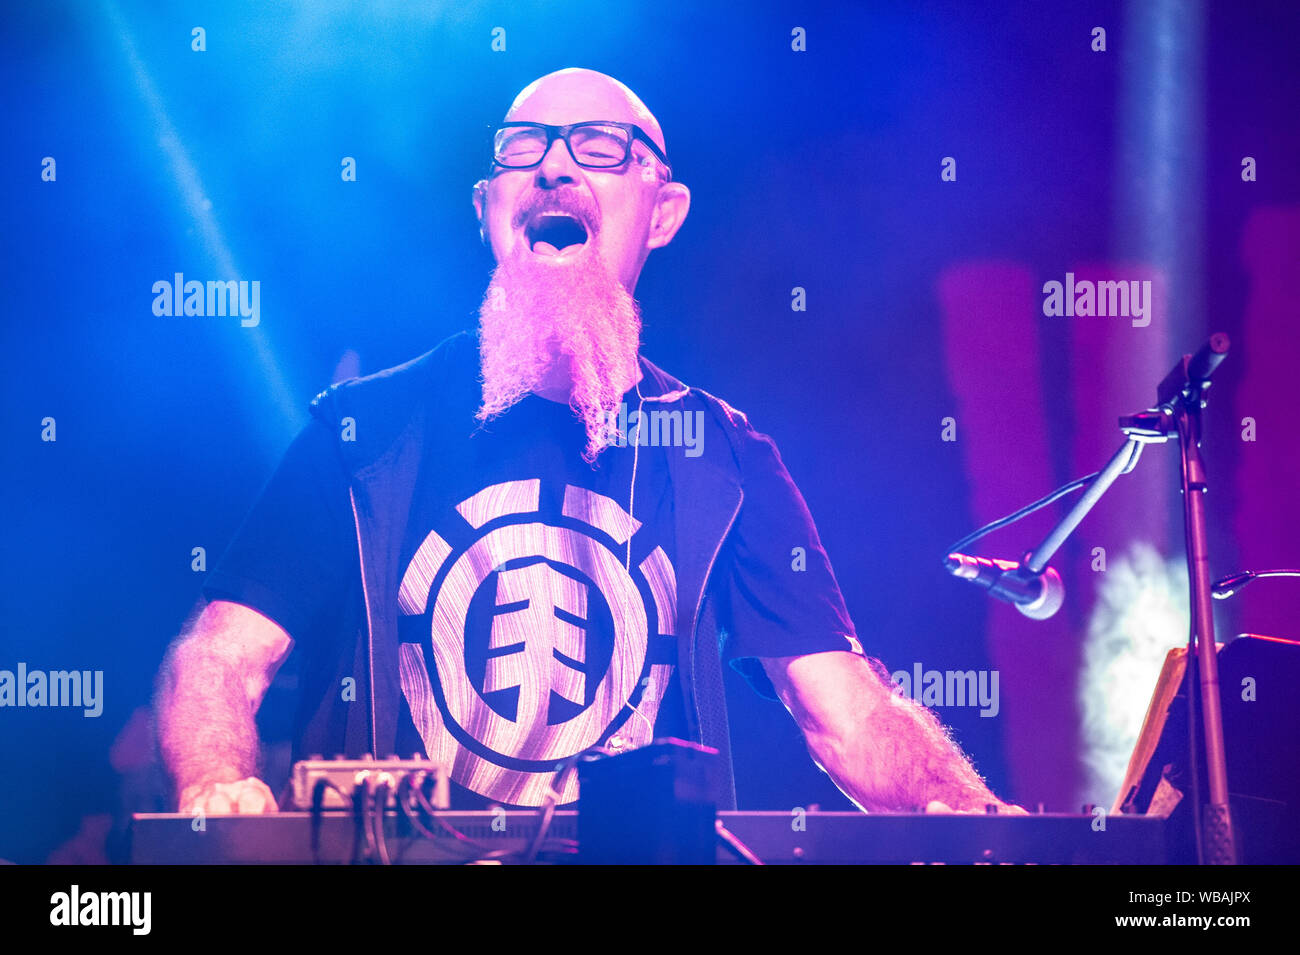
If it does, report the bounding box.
[532,240,584,256]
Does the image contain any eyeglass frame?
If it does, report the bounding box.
[489,121,673,182]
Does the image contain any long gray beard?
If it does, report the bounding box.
[477,251,642,462]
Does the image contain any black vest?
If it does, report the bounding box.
[307,331,752,809]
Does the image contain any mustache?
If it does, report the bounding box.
[511,190,602,235]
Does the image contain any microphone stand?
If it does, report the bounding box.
[953,334,1237,864]
[1162,334,1236,864]
[1116,333,1236,864]
[1020,438,1149,576]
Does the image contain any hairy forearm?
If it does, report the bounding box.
[807,682,997,812]
[154,638,262,797]
[772,653,999,812]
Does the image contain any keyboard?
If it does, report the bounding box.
[129,809,1167,864]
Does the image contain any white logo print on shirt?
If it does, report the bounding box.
[396,479,677,805]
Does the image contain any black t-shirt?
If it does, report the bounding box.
[204,349,863,808]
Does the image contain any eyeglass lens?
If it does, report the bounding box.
[494,124,630,168]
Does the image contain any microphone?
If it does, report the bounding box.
[1211,571,1254,599]
[945,552,1065,621]
[1212,568,1300,599]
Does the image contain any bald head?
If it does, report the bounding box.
[504,68,668,156]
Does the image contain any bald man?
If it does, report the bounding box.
[156,69,1017,818]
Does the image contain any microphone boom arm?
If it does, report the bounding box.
[1021,435,1151,576]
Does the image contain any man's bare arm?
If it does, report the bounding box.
[154,599,293,813]
[761,650,1013,813]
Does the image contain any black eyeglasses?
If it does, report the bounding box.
[491,121,672,181]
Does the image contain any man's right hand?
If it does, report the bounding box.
[178,777,278,815]
[157,600,294,816]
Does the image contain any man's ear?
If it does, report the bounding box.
[472,179,489,245]
[646,182,690,251]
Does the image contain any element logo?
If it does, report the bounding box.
[396,479,677,805]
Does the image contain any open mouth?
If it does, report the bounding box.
[524,211,590,256]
